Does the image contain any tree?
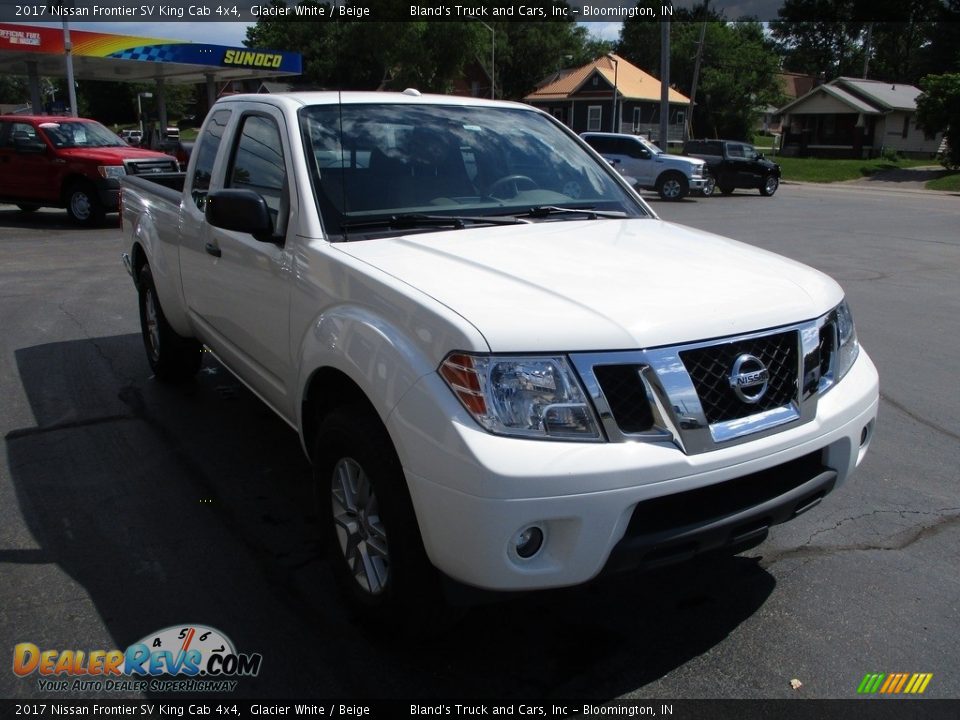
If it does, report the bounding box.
[915,73,960,168]
[245,3,593,99]
[770,0,865,79]
[492,20,594,100]
[617,7,785,139]
[0,75,28,105]
[245,6,485,93]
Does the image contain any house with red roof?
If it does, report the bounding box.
[524,54,691,145]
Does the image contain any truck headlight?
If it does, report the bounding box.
[98,165,126,180]
[440,353,602,441]
[834,299,859,382]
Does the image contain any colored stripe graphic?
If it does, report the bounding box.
[858,672,932,694]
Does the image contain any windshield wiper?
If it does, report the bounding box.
[339,213,529,235]
[515,206,628,220]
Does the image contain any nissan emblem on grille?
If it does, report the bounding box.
[729,354,770,403]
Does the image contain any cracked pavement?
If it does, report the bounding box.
[1,186,958,701]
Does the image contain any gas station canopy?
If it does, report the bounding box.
[0,23,301,84]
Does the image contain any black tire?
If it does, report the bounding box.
[315,405,441,629]
[64,181,105,226]
[760,174,779,197]
[702,176,716,197]
[16,203,41,213]
[137,264,201,382]
[656,171,688,201]
[718,182,735,196]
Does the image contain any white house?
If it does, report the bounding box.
[776,77,942,158]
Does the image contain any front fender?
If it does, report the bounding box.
[295,304,449,464]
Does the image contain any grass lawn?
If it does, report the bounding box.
[774,156,934,183]
[925,172,960,191]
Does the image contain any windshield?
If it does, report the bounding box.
[636,135,663,155]
[299,103,648,238]
[40,121,126,149]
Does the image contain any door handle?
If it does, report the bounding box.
[204,242,221,258]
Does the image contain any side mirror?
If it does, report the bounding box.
[757,152,765,160]
[205,189,274,240]
[14,137,47,154]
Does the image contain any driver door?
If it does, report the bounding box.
[181,105,297,419]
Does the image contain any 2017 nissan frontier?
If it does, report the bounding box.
[120,91,879,621]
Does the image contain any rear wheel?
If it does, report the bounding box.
[137,264,201,382]
[64,181,105,226]
[656,172,688,201]
[316,405,442,629]
[760,175,779,196]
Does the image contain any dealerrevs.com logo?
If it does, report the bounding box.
[13,624,262,693]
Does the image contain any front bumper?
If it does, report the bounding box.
[94,177,121,210]
[391,349,879,591]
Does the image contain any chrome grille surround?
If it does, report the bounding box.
[125,158,178,175]
[570,309,843,455]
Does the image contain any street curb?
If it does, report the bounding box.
[780,180,959,197]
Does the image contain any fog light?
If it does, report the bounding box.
[513,526,544,559]
[860,421,874,447]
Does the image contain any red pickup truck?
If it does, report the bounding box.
[0,115,178,226]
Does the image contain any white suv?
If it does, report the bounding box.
[582,132,710,200]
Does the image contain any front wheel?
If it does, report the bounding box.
[316,405,441,628]
[137,265,201,382]
[16,203,41,213]
[760,175,780,196]
[702,176,716,197]
[656,172,688,201]
[64,182,105,226]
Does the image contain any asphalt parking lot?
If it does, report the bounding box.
[1,183,958,701]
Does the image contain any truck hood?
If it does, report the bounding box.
[55,147,175,164]
[659,152,705,167]
[336,218,843,352]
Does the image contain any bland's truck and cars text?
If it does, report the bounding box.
[120,91,879,621]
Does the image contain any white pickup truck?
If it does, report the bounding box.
[121,91,878,621]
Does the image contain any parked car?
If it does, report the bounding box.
[683,139,781,196]
[120,129,143,146]
[154,138,194,170]
[120,92,878,623]
[581,132,710,200]
[0,115,178,225]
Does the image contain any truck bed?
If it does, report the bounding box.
[122,173,186,205]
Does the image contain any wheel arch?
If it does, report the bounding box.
[301,366,382,464]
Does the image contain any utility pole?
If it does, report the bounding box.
[684,2,709,142]
[862,23,873,79]
[63,19,78,116]
[659,21,670,148]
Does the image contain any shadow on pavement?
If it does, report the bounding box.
[6,334,776,699]
[0,205,118,231]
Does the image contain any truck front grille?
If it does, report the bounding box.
[679,330,798,425]
[569,315,835,454]
[593,364,654,433]
[126,159,178,175]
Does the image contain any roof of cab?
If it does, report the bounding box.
[212,91,536,113]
